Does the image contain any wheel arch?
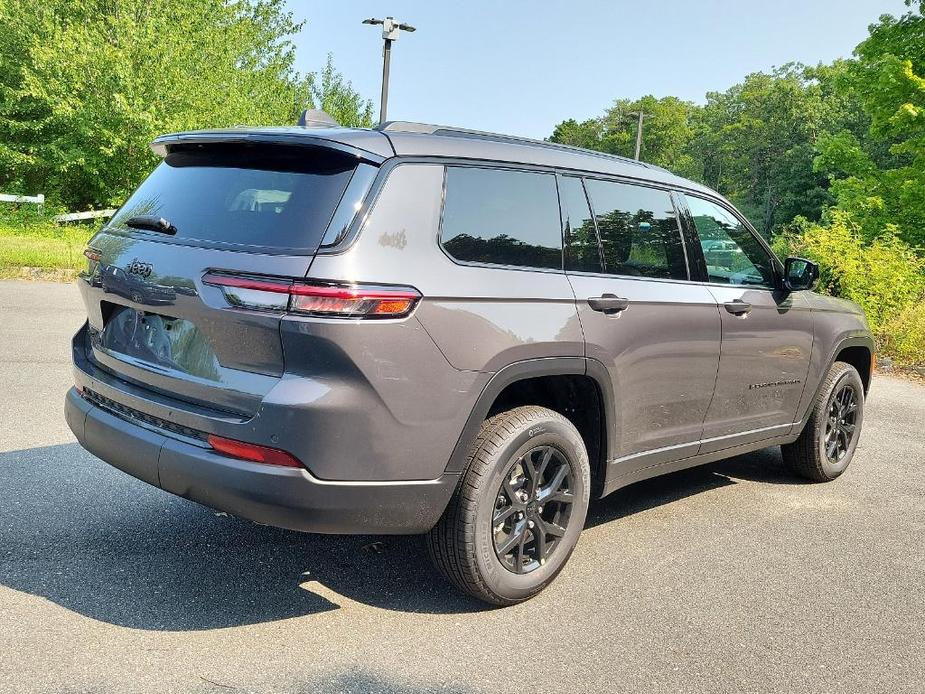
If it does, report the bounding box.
[835,344,873,394]
[444,358,616,498]
[796,334,875,432]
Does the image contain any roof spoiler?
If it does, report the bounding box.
[149,130,386,164]
[297,109,340,128]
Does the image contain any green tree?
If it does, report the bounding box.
[300,54,374,129]
[601,96,699,177]
[548,118,605,151]
[814,0,925,248]
[549,66,868,238]
[0,0,371,209]
[550,96,699,177]
[545,1,925,362]
[690,63,867,237]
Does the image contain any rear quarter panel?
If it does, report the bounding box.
[302,163,584,479]
[300,161,584,480]
[307,162,584,372]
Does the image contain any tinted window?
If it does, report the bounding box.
[441,167,562,269]
[320,163,378,246]
[559,176,602,273]
[684,195,776,287]
[109,144,359,251]
[584,180,687,280]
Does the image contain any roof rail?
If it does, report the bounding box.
[375,121,665,171]
[375,121,437,134]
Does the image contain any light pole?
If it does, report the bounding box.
[362,16,416,124]
[627,111,646,160]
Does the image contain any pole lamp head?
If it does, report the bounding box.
[363,16,416,41]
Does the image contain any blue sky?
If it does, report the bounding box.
[287,0,908,138]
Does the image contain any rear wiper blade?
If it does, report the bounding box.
[124,215,177,235]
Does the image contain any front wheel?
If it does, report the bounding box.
[782,361,865,482]
[426,406,591,606]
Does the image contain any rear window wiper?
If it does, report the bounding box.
[124,215,177,235]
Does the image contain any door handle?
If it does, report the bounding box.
[587,294,629,314]
[724,300,751,315]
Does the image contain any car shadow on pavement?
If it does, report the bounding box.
[229,667,473,693]
[0,442,805,629]
[585,445,804,527]
[82,667,474,693]
[711,445,811,485]
[0,443,482,628]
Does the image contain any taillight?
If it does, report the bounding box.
[202,274,291,311]
[202,272,420,318]
[83,247,101,263]
[207,434,304,468]
[288,283,418,317]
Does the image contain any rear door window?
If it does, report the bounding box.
[584,179,688,280]
[108,144,361,252]
[441,167,563,270]
[559,176,603,273]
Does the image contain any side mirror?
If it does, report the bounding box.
[783,257,819,291]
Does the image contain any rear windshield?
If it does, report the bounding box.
[109,144,360,251]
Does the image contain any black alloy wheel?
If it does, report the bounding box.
[782,361,865,482]
[492,445,575,574]
[824,383,859,464]
[427,406,591,605]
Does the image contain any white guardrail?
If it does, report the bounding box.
[52,209,116,223]
[0,192,44,205]
[1,191,116,223]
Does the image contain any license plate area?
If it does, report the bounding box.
[99,303,221,381]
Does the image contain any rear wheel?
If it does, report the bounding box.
[782,361,865,482]
[427,406,590,605]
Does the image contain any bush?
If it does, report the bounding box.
[883,302,925,366]
[780,211,925,336]
[0,200,63,228]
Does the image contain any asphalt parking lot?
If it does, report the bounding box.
[1,280,923,694]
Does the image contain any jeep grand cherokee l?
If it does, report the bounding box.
[65,119,874,605]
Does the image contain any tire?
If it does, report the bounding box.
[427,405,591,606]
[782,361,865,482]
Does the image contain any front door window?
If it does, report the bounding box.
[684,195,775,287]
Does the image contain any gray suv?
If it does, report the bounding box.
[65,119,874,605]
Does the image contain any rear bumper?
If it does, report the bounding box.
[65,387,458,534]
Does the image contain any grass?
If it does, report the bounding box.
[0,222,94,279]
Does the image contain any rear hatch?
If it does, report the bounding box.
[77,134,381,417]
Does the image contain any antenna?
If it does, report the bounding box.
[297,109,340,128]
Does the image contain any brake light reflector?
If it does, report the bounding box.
[207,434,303,468]
[202,272,420,318]
[373,298,416,315]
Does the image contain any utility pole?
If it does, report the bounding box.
[362,16,416,124]
[628,111,646,160]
